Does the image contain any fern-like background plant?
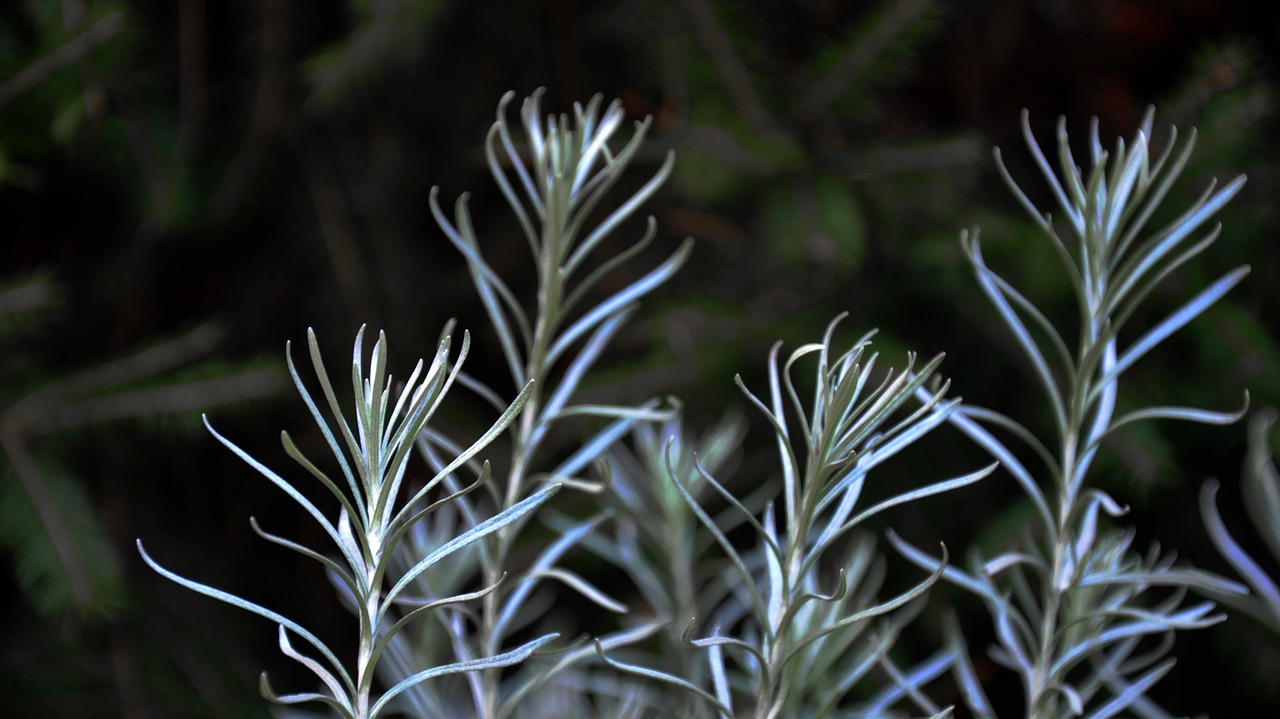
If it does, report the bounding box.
[3,1,1279,716]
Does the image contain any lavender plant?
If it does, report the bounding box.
[889,112,1251,717]
[139,92,1260,718]
[595,318,995,718]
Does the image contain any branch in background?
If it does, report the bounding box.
[294,135,376,326]
[177,0,209,158]
[26,370,284,435]
[0,429,93,608]
[0,316,284,617]
[789,0,936,125]
[678,0,777,133]
[0,11,126,109]
[840,136,983,179]
[212,0,289,218]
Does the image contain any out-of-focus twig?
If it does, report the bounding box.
[789,0,935,125]
[178,0,209,158]
[26,370,284,435]
[295,136,376,325]
[0,11,126,109]
[678,0,777,133]
[212,0,289,218]
[0,429,93,608]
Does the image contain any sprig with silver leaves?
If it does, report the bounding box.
[140,325,556,719]
[597,315,994,718]
[890,111,1251,718]
[407,89,692,717]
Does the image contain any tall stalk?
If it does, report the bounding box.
[426,90,692,717]
[892,111,1251,717]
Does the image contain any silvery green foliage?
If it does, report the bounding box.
[600,316,994,718]
[140,326,556,719]
[401,89,691,717]
[137,92,1262,719]
[890,112,1250,717]
[1201,408,1280,633]
[138,89,691,719]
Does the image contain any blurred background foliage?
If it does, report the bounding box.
[1,0,1277,716]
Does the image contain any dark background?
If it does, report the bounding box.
[2,0,1278,716]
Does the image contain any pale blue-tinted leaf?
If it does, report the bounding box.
[484,121,539,255]
[1049,605,1217,679]
[530,567,628,613]
[1109,174,1245,309]
[494,514,606,642]
[985,269,1075,382]
[308,328,368,489]
[668,446,770,629]
[806,464,993,573]
[993,595,1035,682]
[1083,660,1174,719]
[497,621,667,719]
[548,404,673,422]
[537,311,630,429]
[1111,127,1195,265]
[1077,565,1246,594]
[370,633,560,716]
[1100,266,1249,393]
[1244,409,1280,560]
[592,640,733,719]
[965,232,1067,432]
[249,517,362,598]
[1102,130,1147,241]
[1200,480,1280,611]
[137,540,355,696]
[498,90,545,218]
[203,418,363,575]
[547,238,693,366]
[564,152,674,276]
[549,414,646,480]
[1020,109,1084,234]
[276,626,354,714]
[925,390,1054,528]
[430,189,529,386]
[787,547,947,662]
[685,624,768,667]
[944,617,996,718]
[279,430,366,538]
[370,579,503,678]
[886,530,998,601]
[1103,391,1249,437]
[1101,673,1180,719]
[286,342,363,522]
[394,380,534,528]
[693,454,784,565]
[708,638,733,716]
[560,220,657,319]
[816,397,959,526]
[1109,224,1220,334]
[383,483,561,611]
[865,648,952,716]
[762,503,784,632]
[259,673,354,718]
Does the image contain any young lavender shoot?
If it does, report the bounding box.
[890,111,1251,718]
[139,326,556,719]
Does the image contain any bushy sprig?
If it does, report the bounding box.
[140,327,555,719]
[891,111,1250,717]
[402,89,692,716]
[601,316,993,718]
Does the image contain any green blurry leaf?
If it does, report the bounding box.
[0,455,124,618]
